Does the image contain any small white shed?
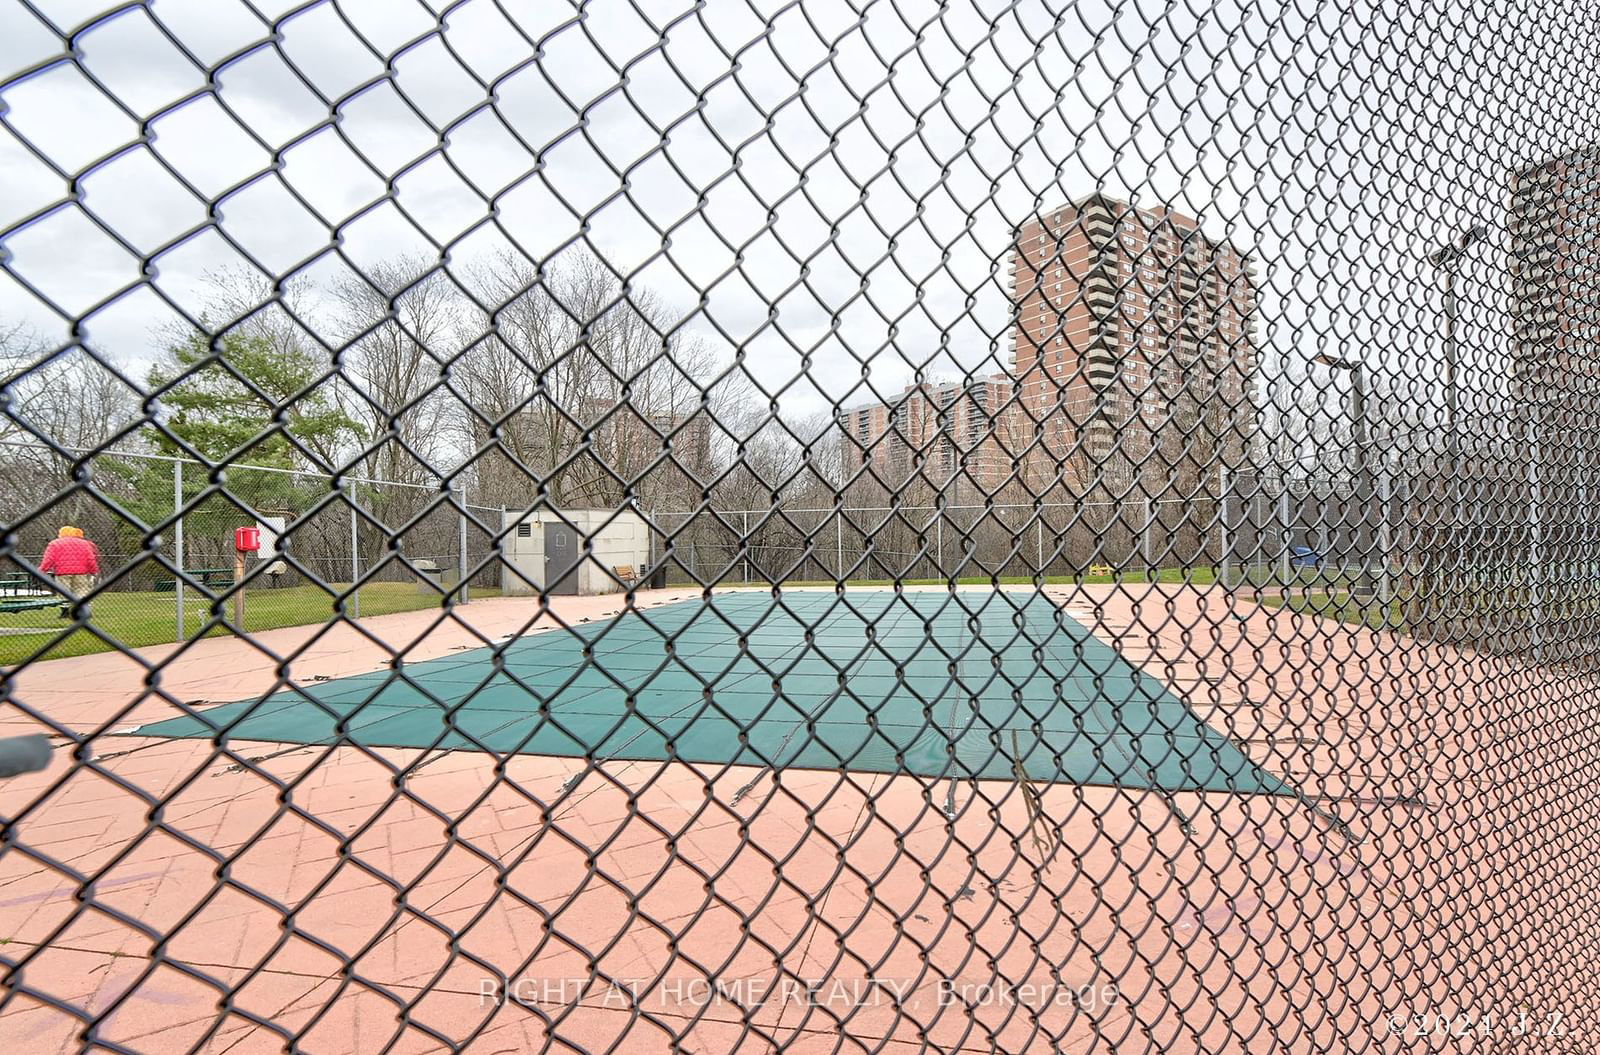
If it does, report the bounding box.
[501,509,652,596]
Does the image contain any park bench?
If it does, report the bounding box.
[612,564,638,587]
[154,568,235,592]
[0,574,60,615]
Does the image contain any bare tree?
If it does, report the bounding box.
[457,248,735,511]
[330,255,467,482]
[1,322,138,465]
[0,321,143,566]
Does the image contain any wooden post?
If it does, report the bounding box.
[233,551,246,627]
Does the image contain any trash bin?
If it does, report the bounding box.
[649,563,667,589]
[414,558,444,594]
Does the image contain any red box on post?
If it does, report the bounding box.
[234,526,261,553]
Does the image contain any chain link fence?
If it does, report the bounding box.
[0,443,499,660]
[1,0,1596,1052]
[650,497,1221,585]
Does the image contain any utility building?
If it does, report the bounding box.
[501,509,652,596]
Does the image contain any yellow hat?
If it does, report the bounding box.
[58,526,83,539]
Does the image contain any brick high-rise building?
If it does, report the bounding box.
[1008,194,1258,477]
[838,374,1024,490]
[1510,150,1600,430]
[1508,149,1600,660]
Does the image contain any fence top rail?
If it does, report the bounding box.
[649,499,1222,517]
[0,439,451,493]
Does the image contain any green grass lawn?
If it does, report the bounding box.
[1258,590,1406,631]
[0,582,501,665]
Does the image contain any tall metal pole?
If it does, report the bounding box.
[1316,355,1373,599]
[743,510,750,583]
[174,460,184,642]
[1441,261,1461,623]
[1352,365,1373,600]
[1428,224,1486,629]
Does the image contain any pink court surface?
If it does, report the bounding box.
[0,584,1590,1053]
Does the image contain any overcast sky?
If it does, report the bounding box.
[1,0,1594,443]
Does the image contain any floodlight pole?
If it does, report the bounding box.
[1426,224,1487,632]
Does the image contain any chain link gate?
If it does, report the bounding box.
[0,0,1590,1052]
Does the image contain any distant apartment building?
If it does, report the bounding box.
[837,196,1256,496]
[1008,194,1258,475]
[1509,149,1600,659]
[838,374,1023,490]
[649,408,714,471]
[1510,149,1600,434]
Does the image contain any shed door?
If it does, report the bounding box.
[544,523,581,595]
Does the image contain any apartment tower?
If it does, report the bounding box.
[838,374,1023,491]
[1008,194,1257,479]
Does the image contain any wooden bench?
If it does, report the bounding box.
[612,564,637,586]
[154,568,235,592]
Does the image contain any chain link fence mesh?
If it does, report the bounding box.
[0,444,496,660]
[0,0,1594,1051]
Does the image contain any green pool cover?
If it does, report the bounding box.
[131,591,1290,795]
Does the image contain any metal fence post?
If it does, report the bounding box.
[1277,485,1292,584]
[458,486,469,604]
[836,512,844,581]
[743,510,750,584]
[1143,497,1155,572]
[1377,461,1392,607]
[1530,415,1543,662]
[350,499,360,620]
[174,459,184,642]
[1218,464,1232,588]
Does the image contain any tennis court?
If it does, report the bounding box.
[129,590,1290,797]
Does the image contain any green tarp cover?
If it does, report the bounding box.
[130,591,1290,795]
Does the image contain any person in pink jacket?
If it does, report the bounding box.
[39,526,100,618]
